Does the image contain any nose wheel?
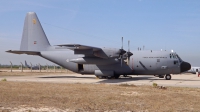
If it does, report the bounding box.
[165,74,171,80]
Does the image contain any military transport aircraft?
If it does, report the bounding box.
[6,12,191,80]
[25,60,39,70]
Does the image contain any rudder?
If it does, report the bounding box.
[20,12,50,51]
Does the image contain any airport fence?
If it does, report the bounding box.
[0,61,72,73]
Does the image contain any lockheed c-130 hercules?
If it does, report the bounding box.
[7,12,191,80]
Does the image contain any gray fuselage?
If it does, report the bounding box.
[40,46,183,76]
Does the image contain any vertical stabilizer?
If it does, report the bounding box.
[20,12,50,51]
[25,60,30,68]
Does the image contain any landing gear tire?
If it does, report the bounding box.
[96,75,120,79]
[159,75,164,78]
[165,74,171,80]
[106,75,120,79]
[96,76,100,79]
[107,76,112,79]
[123,75,128,77]
[114,75,120,79]
[96,76,105,79]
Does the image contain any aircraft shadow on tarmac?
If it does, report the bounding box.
[37,75,157,83]
[167,79,200,82]
[98,76,156,83]
[38,76,95,79]
[37,75,200,83]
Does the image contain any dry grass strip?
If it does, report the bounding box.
[0,82,200,111]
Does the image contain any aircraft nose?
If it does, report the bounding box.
[180,62,191,72]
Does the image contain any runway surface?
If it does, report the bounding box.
[1,73,200,88]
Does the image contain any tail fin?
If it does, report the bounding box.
[25,60,30,68]
[20,12,50,51]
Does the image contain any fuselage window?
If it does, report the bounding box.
[157,59,160,62]
[174,61,178,65]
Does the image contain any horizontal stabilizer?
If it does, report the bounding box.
[6,50,40,55]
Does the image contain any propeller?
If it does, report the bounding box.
[118,37,133,67]
[126,40,133,65]
[121,36,123,49]
[119,37,126,66]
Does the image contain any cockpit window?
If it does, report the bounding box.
[176,54,183,63]
[170,53,180,60]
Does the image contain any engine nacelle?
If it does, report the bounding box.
[94,48,125,59]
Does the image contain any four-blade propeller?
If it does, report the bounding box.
[118,37,133,66]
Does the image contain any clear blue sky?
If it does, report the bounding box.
[0,0,200,66]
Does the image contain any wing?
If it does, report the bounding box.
[56,44,101,51]
[56,44,108,59]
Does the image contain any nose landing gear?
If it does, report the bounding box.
[154,74,172,80]
[165,74,171,80]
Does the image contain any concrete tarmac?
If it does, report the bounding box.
[1,73,200,88]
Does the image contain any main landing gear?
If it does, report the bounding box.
[95,75,120,79]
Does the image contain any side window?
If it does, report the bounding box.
[174,61,176,64]
[174,61,178,65]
